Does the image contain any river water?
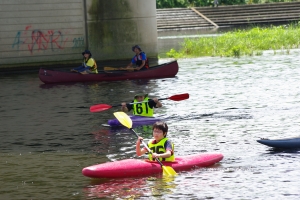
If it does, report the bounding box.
[1,38,300,199]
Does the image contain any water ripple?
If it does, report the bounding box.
[1,49,300,199]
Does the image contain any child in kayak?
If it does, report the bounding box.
[136,121,174,161]
[121,93,162,117]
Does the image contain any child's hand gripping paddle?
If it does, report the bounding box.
[113,111,177,176]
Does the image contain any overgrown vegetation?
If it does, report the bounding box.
[166,23,300,58]
[156,0,298,8]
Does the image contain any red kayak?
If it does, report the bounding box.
[39,60,178,84]
[82,153,223,178]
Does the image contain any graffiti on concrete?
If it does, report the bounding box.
[12,25,84,54]
[72,37,85,48]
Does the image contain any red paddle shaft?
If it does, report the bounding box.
[90,93,189,112]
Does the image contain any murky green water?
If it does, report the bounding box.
[1,46,300,199]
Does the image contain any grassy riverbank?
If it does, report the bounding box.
[166,23,300,58]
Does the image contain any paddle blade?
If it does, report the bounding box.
[162,166,177,176]
[113,112,133,128]
[90,104,112,112]
[168,93,189,101]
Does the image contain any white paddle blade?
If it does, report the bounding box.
[113,112,133,128]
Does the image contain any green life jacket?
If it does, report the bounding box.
[133,97,153,117]
[148,138,175,162]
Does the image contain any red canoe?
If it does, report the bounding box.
[82,153,223,179]
[39,60,178,84]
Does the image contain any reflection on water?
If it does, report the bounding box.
[84,178,149,199]
[84,175,177,199]
[1,152,97,200]
[1,45,300,199]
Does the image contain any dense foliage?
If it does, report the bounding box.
[156,0,296,8]
[166,23,300,58]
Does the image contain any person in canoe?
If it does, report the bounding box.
[136,121,174,161]
[126,45,149,71]
[121,93,162,117]
[71,50,98,74]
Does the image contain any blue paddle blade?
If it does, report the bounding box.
[113,112,133,128]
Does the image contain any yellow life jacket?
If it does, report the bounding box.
[148,138,175,161]
[133,97,153,117]
[84,58,98,74]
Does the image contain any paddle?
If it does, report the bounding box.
[113,111,177,176]
[90,93,189,112]
[104,66,134,71]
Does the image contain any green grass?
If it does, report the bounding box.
[166,23,300,58]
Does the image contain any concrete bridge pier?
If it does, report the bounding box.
[86,0,158,66]
[0,0,158,71]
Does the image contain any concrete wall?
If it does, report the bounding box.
[0,0,86,69]
[0,0,158,70]
[86,0,158,63]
